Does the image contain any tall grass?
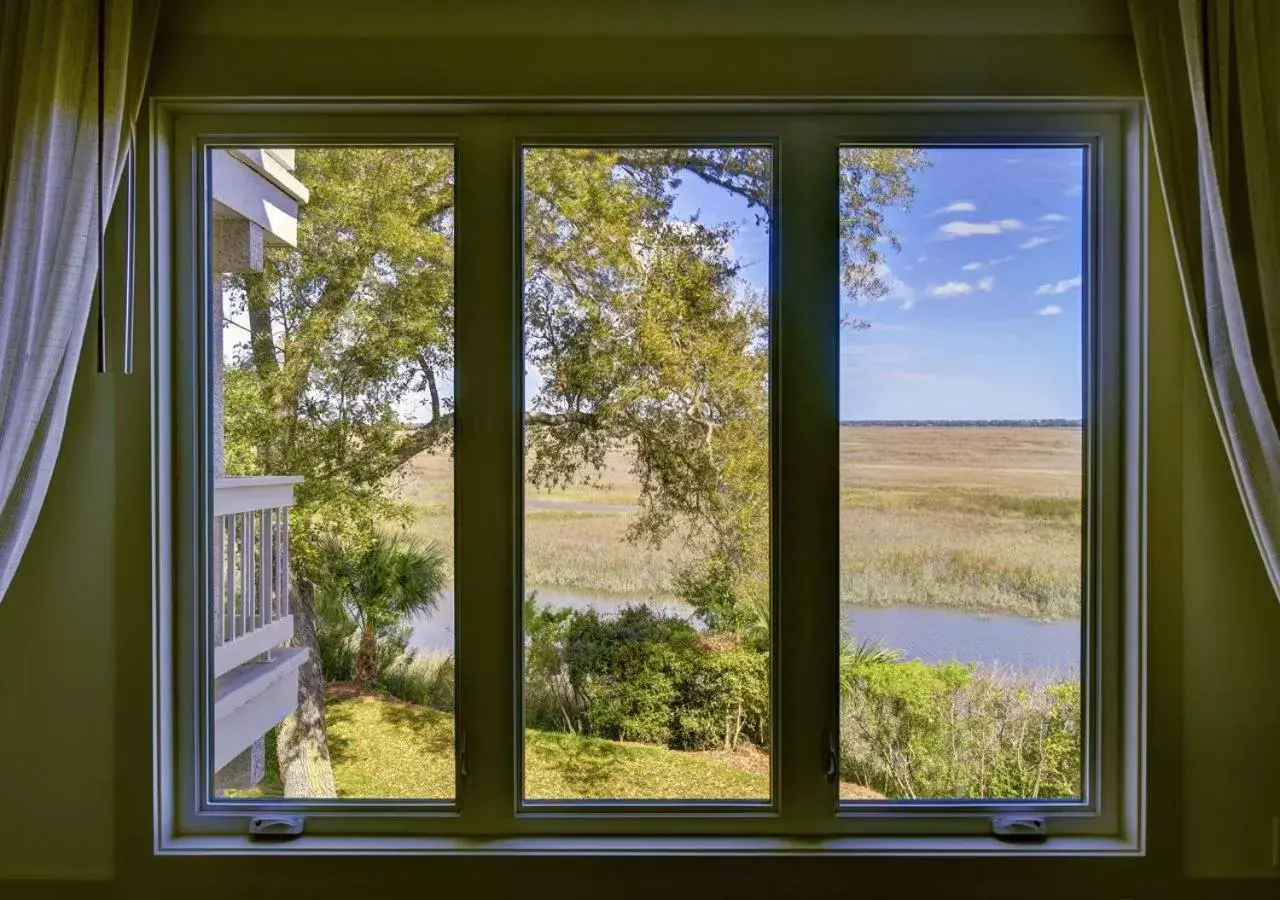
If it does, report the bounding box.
[400,428,1084,619]
[378,650,455,713]
[840,545,1080,620]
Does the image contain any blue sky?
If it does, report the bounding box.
[672,146,1085,421]
[225,147,1084,422]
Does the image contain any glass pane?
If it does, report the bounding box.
[837,147,1084,801]
[211,147,456,800]
[521,147,772,801]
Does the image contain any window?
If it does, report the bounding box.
[164,106,1140,848]
[208,145,457,801]
[837,146,1086,803]
[520,146,773,802]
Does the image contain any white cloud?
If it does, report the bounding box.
[988,255,1016,265]
[930,200,977,216]
[916,255,928,263]
[977,276,995,292]
[1034,275,1082,295]
[961,261,984,271]
[1039,212,1069,223]
[862,261,917,309]
[937,218,1024,239]
[1019,236,1056,250]
[1037,304,1064,316]
[931,281,975,298]
[1064,184,1083,197]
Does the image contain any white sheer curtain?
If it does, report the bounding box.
[0,0,157,604]
[1131,0,1280,602]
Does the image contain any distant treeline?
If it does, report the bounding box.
[841,419,1083,428]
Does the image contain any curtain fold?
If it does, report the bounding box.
[0,0,158,604]
[1130,0,1280,603]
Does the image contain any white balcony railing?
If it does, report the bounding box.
[212,475,307,772]
[212,476,303,677]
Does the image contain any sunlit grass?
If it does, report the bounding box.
[394,426,1084,618]
[236,687,865,800]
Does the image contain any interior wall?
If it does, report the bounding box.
[2,0,1279,889]
[0,324,116,880]
[1180,321,1280,876]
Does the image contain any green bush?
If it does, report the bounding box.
[525,597,769,751]
[839,653,1080,800]
[314,614,411,684]
[671,639,769,751]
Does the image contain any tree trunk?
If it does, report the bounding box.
[354,624,378,686]
[274,577,337,798]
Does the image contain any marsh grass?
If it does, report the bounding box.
[395,426,1083,618]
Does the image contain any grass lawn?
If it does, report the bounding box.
[238,685,879,801]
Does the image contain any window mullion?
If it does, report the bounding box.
[775,121,841,830]
[454,120,520,832]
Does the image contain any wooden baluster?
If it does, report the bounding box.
[212,517,223,647]
[281,511,290,616]
[227,515,237,640]
[274,508,285,620]
[260,507,273,626]
[241,511,254,636]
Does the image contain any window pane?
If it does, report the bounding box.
[837,147,1084,801]
[521,147,772,801]
[211,147,456,800]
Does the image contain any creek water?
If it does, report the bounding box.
[408,587,1080,673]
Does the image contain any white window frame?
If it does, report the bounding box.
[153,100,1145,855]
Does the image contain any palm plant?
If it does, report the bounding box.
[838,636,903,699]
[313,531,447,685]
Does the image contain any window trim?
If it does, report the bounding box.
[154,100,1145,853]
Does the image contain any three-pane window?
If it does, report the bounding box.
[169,108,1135,845]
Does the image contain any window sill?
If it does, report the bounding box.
[158,832,1141,857]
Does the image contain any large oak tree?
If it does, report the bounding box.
[222,145,925,795]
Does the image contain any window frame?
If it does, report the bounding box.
[156,101,1144,854]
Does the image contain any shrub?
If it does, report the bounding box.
[839,652,1080,800]
[671,637,769,751]
[675,553,769,650]
[314,615,411,685]
[525,597,769,751]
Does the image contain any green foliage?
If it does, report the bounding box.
[314,616,411,683]
[674,554,767,649]
[839,650,1081,800]
[670,637,769,752]
[525,598,769,751]
[221,147,456,585]
[222,145,926,644]
[311,531,446,683]
[378,651,456,714]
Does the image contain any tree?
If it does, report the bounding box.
[221,144,926,787]
[312,532,447,685]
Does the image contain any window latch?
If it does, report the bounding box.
[249,816,305,840]
[991,816,1047,843]
[825,731,838,782]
